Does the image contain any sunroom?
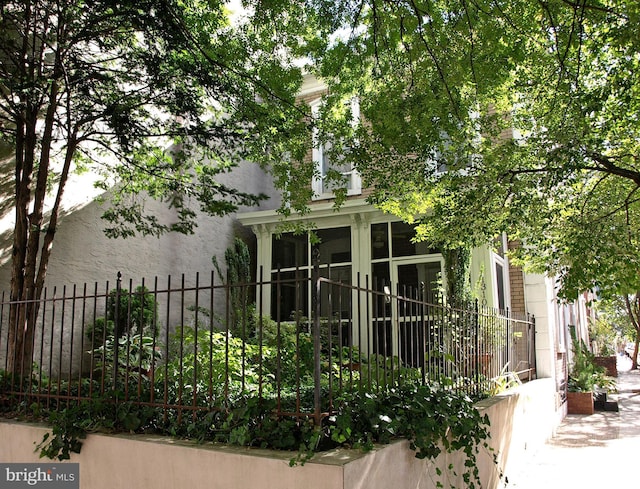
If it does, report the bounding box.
[238,198,517,375]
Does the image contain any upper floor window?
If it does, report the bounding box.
[492,233,509,312]
[310,98,362,200]
[425,112,482,179]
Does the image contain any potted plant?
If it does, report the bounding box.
[567,337,615,415]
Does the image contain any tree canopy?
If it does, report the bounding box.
[0,0,309,373]
[291,0,640,299]
[3,0,640,370]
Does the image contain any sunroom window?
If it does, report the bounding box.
[270,227,352,323]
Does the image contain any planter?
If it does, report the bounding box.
[594,356,617,377]
[567,391,594,415]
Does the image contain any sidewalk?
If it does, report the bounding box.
[503,361,640,488]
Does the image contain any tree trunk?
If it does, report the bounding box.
[7,103,38,378]
[6,74,64,377]
[625,293,640,370]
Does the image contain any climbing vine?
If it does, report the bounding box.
[443,246,473,308]
[34,381,492,489]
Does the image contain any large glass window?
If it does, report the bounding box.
[397,262,442,303]
[371,222,441,269]
[271,227,352,324]
[272,233,308,269]
[271,270,309,322]
[371,223,389,260]
[313,227,351,264]
[391,222,437,257]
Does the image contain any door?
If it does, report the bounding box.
[395,261,443,367]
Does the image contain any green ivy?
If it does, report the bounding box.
[328,385,491,488]
[36,409,87,461]
[86,286,158,345]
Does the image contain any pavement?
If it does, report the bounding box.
[502,357,640,488]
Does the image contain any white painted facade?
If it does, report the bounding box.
[0,160,280,293]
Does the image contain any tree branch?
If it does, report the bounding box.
[587,151,640,186]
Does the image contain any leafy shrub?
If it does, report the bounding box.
[92,334,161,386]
[86,286,158,349]
[212,238,252,339]
[87,286,159,388]
[158,326,271,405]
[568,337,615,392]
[257,318,315,390]
[358,353,422,389]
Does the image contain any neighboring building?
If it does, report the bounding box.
[0,159,281,292]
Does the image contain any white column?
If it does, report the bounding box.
[523,273,559,380]
[253,223,273,319]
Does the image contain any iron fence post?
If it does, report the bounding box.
[313,249,322,426]
[506,307,511,373]
[474,299,480,398]
[530,314,537,379]
[113,272,121,393]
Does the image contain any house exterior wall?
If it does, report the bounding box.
[0,160,280,293]
[523,273,558,380]
[521,271,589,412]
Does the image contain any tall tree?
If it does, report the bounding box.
[282,1,640,303]
[0,0,308,376]
[522,175,640,365]
[596,293,640,368]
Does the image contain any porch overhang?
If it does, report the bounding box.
[238,198,386,229]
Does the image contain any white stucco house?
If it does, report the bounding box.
[236,74,587,416]
[0,74,585,418]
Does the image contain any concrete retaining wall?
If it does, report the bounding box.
[0,378,562,489]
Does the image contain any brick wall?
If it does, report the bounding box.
[508,240,526,315]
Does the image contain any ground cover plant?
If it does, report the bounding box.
[0,315,494,489]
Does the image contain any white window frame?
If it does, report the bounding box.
[491,233,511,312]
[310,98,362,200]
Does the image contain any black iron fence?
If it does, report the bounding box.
[0,267,535,424]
